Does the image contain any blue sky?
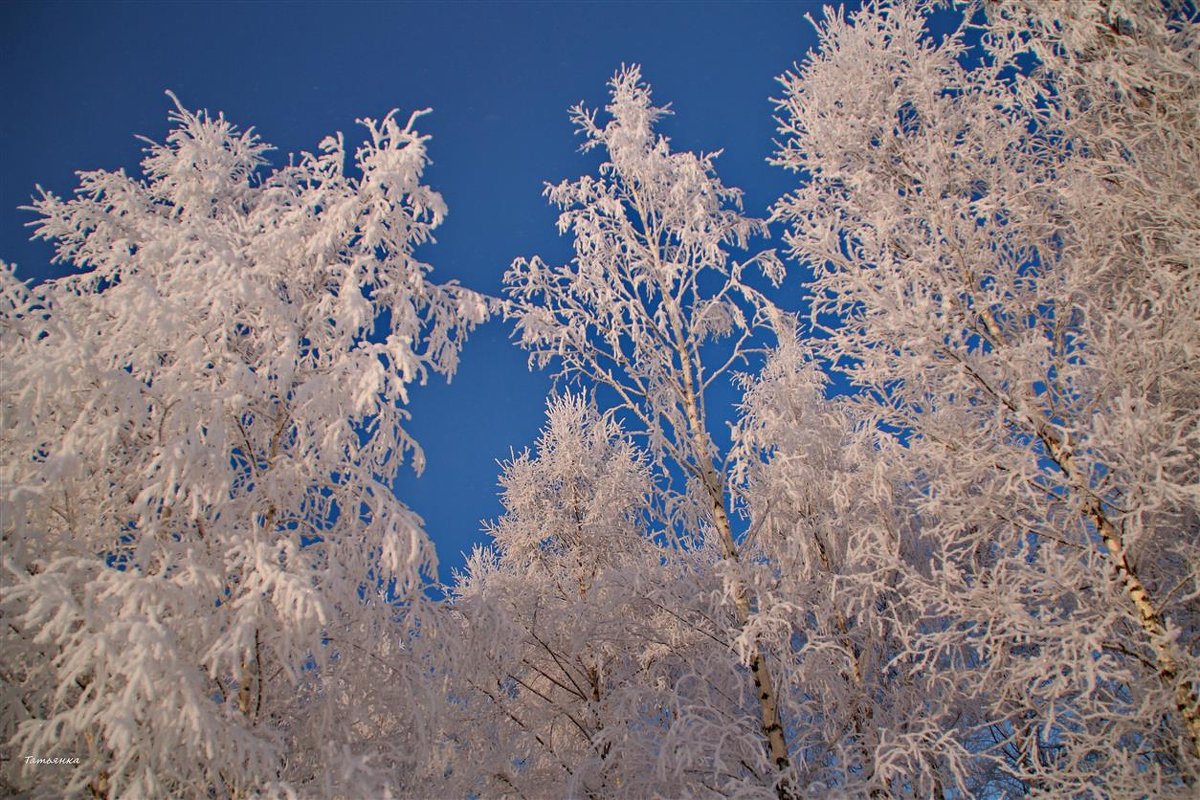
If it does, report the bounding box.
[0,0,832,583]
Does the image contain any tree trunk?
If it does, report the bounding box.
[671,319,793,798]
[1036,426,1200,764]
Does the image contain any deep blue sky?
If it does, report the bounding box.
[1,0,835,584]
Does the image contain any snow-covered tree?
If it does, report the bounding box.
[772,0,1199,793]
[5,3,1194,795]
[730,331,984,797]
[0,98,486,797]
[447,394,660,798]
[450,393,813,800]
[505,66,796,798]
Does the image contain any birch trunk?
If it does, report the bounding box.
[670,316,793,798]
[1038,427,1200,764]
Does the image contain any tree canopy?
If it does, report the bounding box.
[2,1,1197,797]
